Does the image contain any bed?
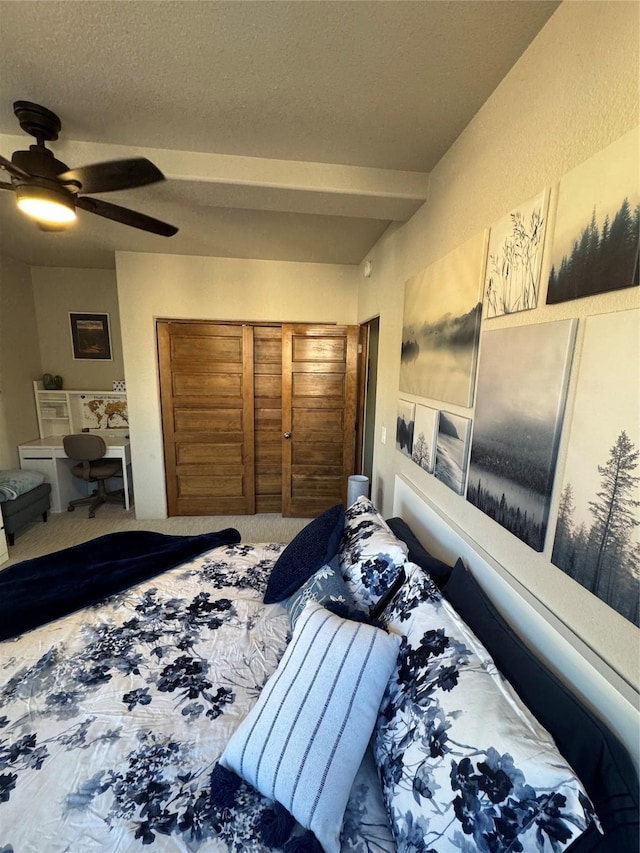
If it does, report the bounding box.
[0,497,637,853]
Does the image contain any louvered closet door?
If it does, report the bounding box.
[282,324,359,517]
[158,322,255,516]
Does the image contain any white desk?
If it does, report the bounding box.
[18,435,133,513]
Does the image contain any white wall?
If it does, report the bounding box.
[115,252,359,518]
[30,267,124,390]
[0,255,42,466]
[358,2,639,691]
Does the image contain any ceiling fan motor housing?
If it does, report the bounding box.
[12,146,71,183]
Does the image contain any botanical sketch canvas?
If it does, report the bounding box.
[546,127,639,304]
[552,309,639,627]
[434,411,472,495]
[411,405,439,474]
[467,319,577,552]
[396,400,415,459]
[485,189,549,317]
[400,231,487,406]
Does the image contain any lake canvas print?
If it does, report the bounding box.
[551,309,639,627]
[400,231,487,406]
[546,128,639,304]
[467,319,576,551]
[435,411,472,495]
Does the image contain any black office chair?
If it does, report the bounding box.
[63,434,125,518]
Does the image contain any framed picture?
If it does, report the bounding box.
[400,230,487,407]
[396,399,416,459]
[551,309,639,627]
[484,189,550,317]
[434,411,472,495]
[546,127,639,304]
[69,313,112,360]
[467,319,577,552]
[411,404,439,474]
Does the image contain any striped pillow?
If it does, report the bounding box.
[219,602,402,852]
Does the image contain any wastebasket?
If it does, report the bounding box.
[347,474,369,506]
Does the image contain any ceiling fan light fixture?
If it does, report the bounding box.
[16,184,76,224]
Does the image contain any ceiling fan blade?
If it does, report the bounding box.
[58,157,166,194]
[0,180,13,191]
[0,154,31,181]
[76,195,178,236]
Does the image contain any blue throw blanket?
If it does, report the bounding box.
[0,528,241,641]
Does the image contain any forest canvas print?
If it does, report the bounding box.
[546,127,639,304]
[467,319,576,551]
[400,231,487,406]
[411,404,439,474]
[396,400,415,459]
[485,190,549,317]
[552,309,639,627]
[434,411,472,495]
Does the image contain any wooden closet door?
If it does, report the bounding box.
[282,324,359,517]
[158,321,255,516]
[254,326,283,513]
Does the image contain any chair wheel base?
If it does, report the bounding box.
[67,506,75,512]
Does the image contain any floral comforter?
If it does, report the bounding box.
[0,542,394,853]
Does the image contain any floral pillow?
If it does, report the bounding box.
[282,555,359,628]
[374,562,599,853]
[338,495,408,612]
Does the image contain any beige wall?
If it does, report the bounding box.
[30,267,124,390]
[115,252,359,518]
[358,2,639,689]
[0,255,41,466]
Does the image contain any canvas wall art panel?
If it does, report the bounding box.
[434,411,472,495]
[467,319,577,552]
[551,309,639,627]
[411,404,439,474]
[396,400,415,459]
[546,127,639,304]
[400,231,487,406]
[485,189,549,317]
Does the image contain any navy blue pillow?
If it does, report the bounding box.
[442,559,640,853]
[385,516,453,589]
[263,504,345,603]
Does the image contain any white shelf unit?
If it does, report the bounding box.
[33,380,128,438]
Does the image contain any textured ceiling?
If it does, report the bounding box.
[0,0,560,268]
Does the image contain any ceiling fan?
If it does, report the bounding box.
[0,100,178,236]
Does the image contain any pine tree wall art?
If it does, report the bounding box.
[552,309,639,627]
[546,127,639,304]
[467,319,577,552]
[485,190,549,317]
[396,400,415,459]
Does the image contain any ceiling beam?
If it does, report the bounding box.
[0,133,429,222]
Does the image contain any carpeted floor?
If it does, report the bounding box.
[2,503,310,568]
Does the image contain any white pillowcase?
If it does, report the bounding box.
[374,562,598,852]
[338,495,409,611]
[220,601,402,852]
